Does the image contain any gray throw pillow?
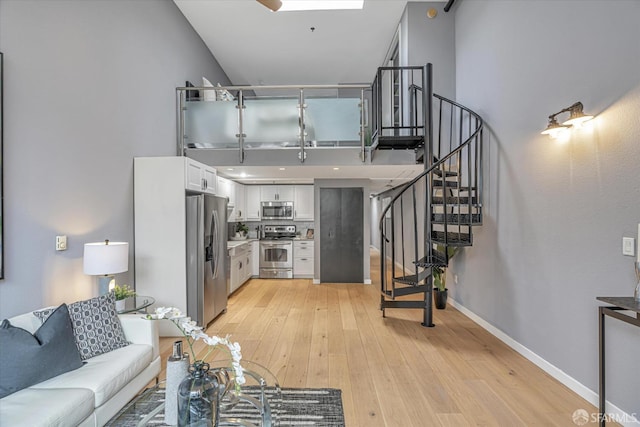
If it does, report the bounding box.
[0,304,83,398]
[34,293,129,360]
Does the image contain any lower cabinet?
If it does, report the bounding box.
[229,242,254,294]
[293,240,314,278]
[252,240,260,277]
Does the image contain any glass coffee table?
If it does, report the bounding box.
[106,360,281,427]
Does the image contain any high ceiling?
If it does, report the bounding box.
[174,0,446,193]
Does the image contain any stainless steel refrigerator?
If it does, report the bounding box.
[186,194,228,327]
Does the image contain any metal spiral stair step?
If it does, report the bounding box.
[374,135,424,149]
[393,269,431,286]
[414,253,448,268]
[433,169,459,178]
[383,284,430,299]
[430,230,473,246]
[432,196,478,205]
[431,213,482,224]
[432,180,476,191]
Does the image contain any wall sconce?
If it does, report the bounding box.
[83,240,129,296]
[541,102,594,139]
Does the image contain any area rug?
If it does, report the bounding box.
[106,386,345,426]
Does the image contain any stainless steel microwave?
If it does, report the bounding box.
[261,201,294,220]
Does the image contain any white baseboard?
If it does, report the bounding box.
[364,279,372,285]
[448,298,637,426]
[312,279,320,284]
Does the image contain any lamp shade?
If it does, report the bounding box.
[562,102,593,127]
[83,241,129,275]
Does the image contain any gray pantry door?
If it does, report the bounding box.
[319,188,363,283]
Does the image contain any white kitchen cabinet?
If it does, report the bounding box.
[217,176,236,222]
[261,185,294,202]
[244,244,253,283]
[235,183,246,222]
[251,240,260,276]
[293,240,314,277]
[294,185,314,221]
[245,186,262,221]
[229,242,249,294]
[185,157,217,194]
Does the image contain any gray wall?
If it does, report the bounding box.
[0,0,230,317]
[453,0,640,415]
[404,2,456,99]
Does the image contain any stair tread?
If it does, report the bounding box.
[383,284,429,298]
[432,196,478,205]
[432,213,482,224]
[375,135,424,149]
[430,230,473,246]
[432,180,476,190]
[415,253,448,267]
[433,169,459,177]
[394,269,430,285]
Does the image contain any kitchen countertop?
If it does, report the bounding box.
[227,239,257,250]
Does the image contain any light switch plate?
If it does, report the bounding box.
[56,235,67,251]
[622,237,635,256]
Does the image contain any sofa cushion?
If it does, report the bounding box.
[0,387,94,427]
[0,304,83,399]
[35,293,129,360]
[33,343,153,407]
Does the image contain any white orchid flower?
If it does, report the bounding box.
[146,306,244,388]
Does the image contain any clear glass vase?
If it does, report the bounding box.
[177,361,219,427]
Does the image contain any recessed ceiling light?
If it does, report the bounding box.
[333,167,340,170]
[279,167,286,171]
[227,168,234,171]
[280,0,364,12]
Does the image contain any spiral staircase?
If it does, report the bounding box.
[374,64,484,326]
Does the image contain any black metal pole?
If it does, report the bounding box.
[598,306,605,426]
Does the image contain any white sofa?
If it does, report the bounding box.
[0,311,161,427]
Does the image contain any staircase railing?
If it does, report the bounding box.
[379,75,484,326]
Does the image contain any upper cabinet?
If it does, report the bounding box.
[294,185,314,221]
[185,157,217,195]
[217,176,237,222]
[218,176,247,222]
[235,183,246,222]
[260,185,294,202]
[245,186,261,221]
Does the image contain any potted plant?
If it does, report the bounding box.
[113,284,136,311]
[234,222,249,239]
[432,246,458,309]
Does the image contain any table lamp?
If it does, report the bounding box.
[83,240,129,296]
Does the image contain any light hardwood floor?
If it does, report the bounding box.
[156,249,604,426]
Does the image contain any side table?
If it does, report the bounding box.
[116,295,155,314]
[596,296,640,426]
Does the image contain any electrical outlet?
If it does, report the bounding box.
[56,235,67,251]
[622,237,635,256]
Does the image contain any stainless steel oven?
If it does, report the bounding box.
[259,225,295,279]
[261,201,294,220]
[259,240,293,278]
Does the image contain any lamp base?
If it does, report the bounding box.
[98,276,114,296]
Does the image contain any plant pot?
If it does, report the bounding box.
[433,288,448,310]
[115,299,126,312]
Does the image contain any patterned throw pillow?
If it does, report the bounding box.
[34,293,129,360]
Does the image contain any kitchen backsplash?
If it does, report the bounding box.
[229,220,314,239]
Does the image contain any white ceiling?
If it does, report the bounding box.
[174,0,446,193]
[218,163,425,193]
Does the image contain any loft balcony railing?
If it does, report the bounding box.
[176,85,370,163]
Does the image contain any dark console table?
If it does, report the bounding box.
[597,296,640,426]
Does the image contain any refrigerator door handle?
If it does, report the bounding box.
[211,210,219,279]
